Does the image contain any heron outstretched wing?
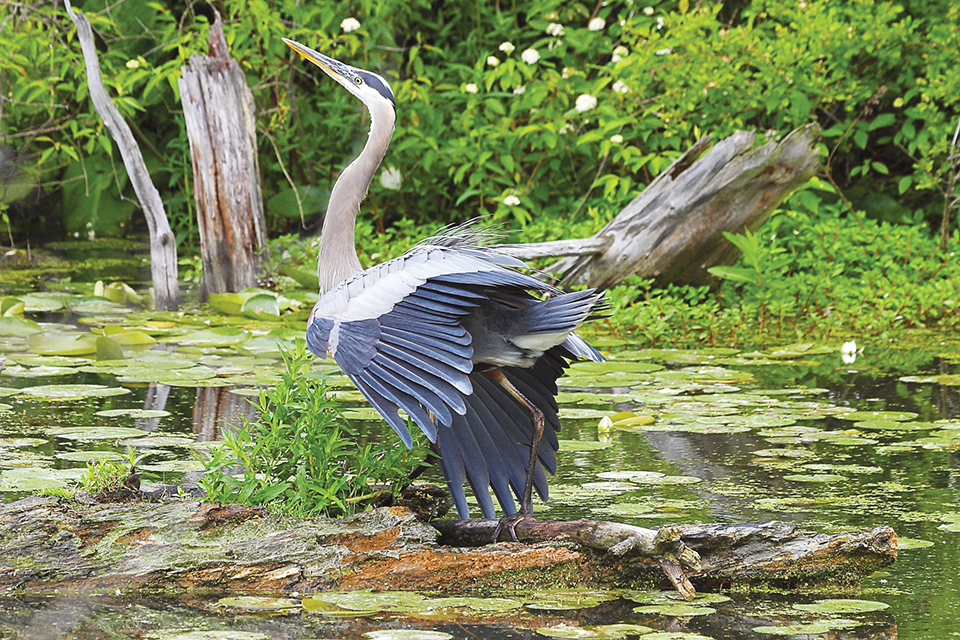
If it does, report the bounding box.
[306,246,578,517]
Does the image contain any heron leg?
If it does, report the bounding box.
[484,368,545,542]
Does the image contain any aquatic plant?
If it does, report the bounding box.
[197,341,424,518]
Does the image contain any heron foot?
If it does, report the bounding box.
[492,512,531,543]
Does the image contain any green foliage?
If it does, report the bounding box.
[2,0,957,249]
[79,448,146,494]
[606,185,960,347]
[198,341,423,517]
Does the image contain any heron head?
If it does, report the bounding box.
[283,38,395,111]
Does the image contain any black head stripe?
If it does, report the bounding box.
[358,70,395,106]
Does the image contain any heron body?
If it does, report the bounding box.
[285,38,606,519]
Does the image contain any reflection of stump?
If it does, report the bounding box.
[192,387,257,441]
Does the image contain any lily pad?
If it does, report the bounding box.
[558,439,612,451]
[536,623,655,639]
[49,426,148,441]
[0,365,78,378]
[837,410,918,422]
[55,450,126,462]
[524,589,617,611]
[633,603,716,616]
[793,598,889,614]
[754,619,861,635]
[217,596,300,611]
[0,317,42,336]
[783,474,846,483]
[95,409,171,419]
[158,632,270,640]
[0,467,83,492]
[363,632,453,640]
[18,384,131,400]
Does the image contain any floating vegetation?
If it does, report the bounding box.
[363,631,454,640]
[16,384,131,400]
[536,623,655,639]
[753,619,861,635]
[632,603,716,616]
[793,598,889,614]
[523,589,617,611]
[217,596,301,611]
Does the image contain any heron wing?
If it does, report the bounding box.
[308,248,550,448]
[307,245,601,518]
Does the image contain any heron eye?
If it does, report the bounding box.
[354,77,363,86]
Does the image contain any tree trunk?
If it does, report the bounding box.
[497,124,821,289]
[179,13,267,300]
[64,0,180,310]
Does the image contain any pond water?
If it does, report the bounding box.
[1,265,960,639]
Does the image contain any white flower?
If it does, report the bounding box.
[656,16,665,29]
[841,341,858,364]
[611,53,622,63]
[614,45,629,57]
[499,41,515,53]
[562,67,571,78]
[503,195,521,206]
[546,23,564,36]
[610,134,624,143]
[558,122,573,135]
[575,93,597,112]
[465,83,478,94]
[588,17,605,31]
[486,55,499,67]
[340,17,361,32]
[521,48,540,64]
[513,85,526,95]
[655,47,673,56]
[612,80,630,93]
[379,166,402,190]
[125,59,139,69]
[643,6,655,15]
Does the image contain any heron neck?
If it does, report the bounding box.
[318,101,396,294]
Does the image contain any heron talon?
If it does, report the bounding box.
[493,513,530,543]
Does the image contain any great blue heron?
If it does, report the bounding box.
[284,38,606,529]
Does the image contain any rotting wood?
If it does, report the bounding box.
[179,12,267,300]
[0,497,895,597]
[524,124,821,288]
[64,0,179,310]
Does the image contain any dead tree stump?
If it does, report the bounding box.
[179,13,267,300]
[64,0,179,310]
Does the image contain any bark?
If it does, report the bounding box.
[179,13,267,300]
[64,0,179,310]
[0,498,895,596]
[512,124,821,288]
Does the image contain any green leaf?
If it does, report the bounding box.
[707,266,759,285]
[95,335,125,360]
[898,175,913,194]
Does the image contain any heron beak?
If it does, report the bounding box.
[282,38,345,81]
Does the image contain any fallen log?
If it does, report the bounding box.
[503,124,820,288]
[0,497,894,596]
[63,0,180,310]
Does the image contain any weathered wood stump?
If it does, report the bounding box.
[499,124,821,289]
[64,0,179,310]
[179,13,267,300]
[0,498,895,596]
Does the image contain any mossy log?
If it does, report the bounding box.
[0,497,894,596]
